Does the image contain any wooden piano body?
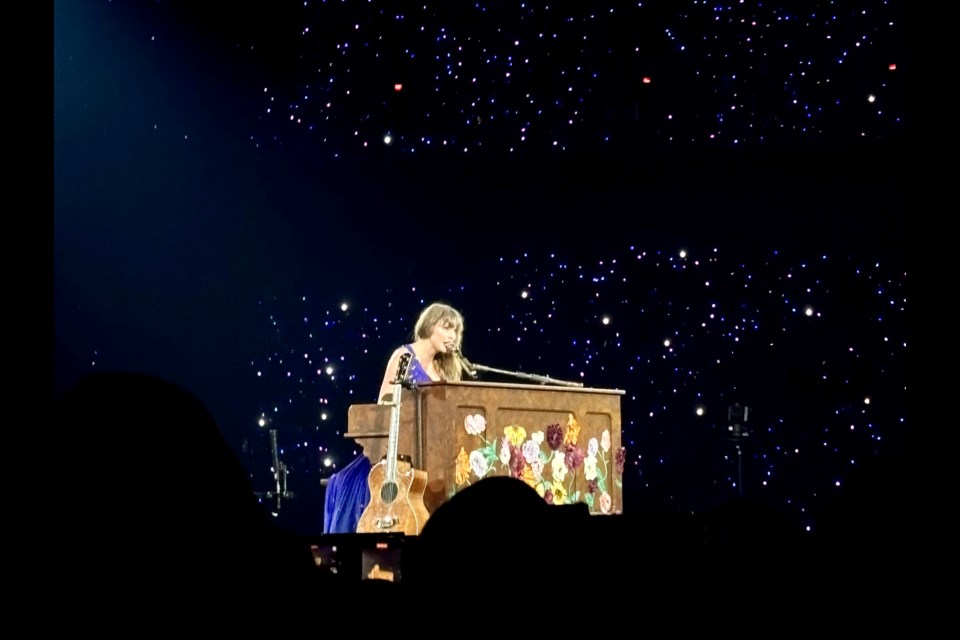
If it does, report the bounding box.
[345,381,625,515]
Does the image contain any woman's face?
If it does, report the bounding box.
[429,320,460,353]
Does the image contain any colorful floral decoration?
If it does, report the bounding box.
[454,413,625,514]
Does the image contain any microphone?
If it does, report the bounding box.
[450,345,477,379]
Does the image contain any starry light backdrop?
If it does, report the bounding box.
[249,0,904,155]
[54,0,909,536]
[251,244,906,534]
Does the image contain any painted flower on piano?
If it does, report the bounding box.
[464,413,486,436]
[456,412,625,514]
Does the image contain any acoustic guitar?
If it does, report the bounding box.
[356,351,431,535]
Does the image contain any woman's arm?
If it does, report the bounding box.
[378,347,406,403]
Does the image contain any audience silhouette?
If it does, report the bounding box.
[52,371,908,628]
[54,371,329,617]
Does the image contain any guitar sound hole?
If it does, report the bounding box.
[380,481,399,503]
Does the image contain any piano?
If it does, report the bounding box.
[346,380,625,515]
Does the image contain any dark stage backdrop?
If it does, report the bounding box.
[54,0,910,538]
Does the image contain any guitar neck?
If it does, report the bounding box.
[384,381,402,479]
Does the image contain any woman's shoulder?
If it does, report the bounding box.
[385,345,416,372]
[389,344,414,359]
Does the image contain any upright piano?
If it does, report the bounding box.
[345,381,625,515]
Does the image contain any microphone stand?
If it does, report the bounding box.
[255,428,296,511]
[464,361,584,388]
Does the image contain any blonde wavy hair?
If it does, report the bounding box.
[413,302,465,382]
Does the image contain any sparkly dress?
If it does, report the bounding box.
[322,345,434,534]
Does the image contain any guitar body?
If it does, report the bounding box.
[357,457,431,535]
